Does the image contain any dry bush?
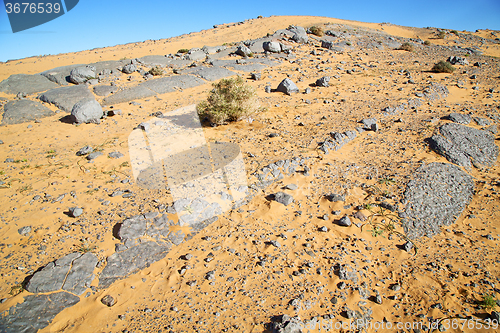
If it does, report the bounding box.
[197,76,264,125]
[398,42,414,52]
[149,66,164,76]
[432,61,455,73]
[308,26,324,37]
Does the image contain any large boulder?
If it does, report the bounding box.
[276,78,299,95]
[288,26,308,43]
[236,44,252,57]
[71,98,103,124]
[69,65,96,84]
[2,100,53,125]
[122,63,137,74]
[263,41,281,53]
[39,85,94,112]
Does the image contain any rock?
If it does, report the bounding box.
[321,40,335,50]
[185,49,206,61]
[0,292,79,333]
[18,226,31,236]
[276,78,299,95]
[274,192,294,206]
[122,63,137,74]
[236,44,252,57]
[263,41,281,53]
[182,67,236,81]
[338,215,352,227]
[360,118,378,131]
[403,241,414,252]
[76,145,93,156]
[1,100,53,125]
[99,241,172,288]
[0,74,58,94]
[251,72,262,80]
[271,315,306,333]
[108,152,124,159]
[93,85,119,97]
[428,123,498,168]
[448,113,471,124]
[69,207,83,217]
[61,252,98,295]
[102,85,156,105]
[71,98,103,124]
[285,184,298,190]
[315,76,330,87]
[101,295,116,307]
[265,85,272,93]
[39,85,94,112]
[288,26,308,43]
[69,66,96,84]
[423,83,449,101]
[328,194,345,202]
[447,56,469,66]
[403,163,474,239]
[86,151,103,161]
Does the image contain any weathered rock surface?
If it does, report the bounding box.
[274,192,294,206]
[276,78,299,95]
[38,85,94,112]
[428,123,498,168]
[0,74,58,94]
[236,44,252,57]
[263,41,281,53]
[71,98,103,124]
[403,163,474,239]
[93,85,119,96]
[69,66,96,84]
[0,292,80,333]
[181,67,236,81]
[271,315,307,333]
[1,100,53,125]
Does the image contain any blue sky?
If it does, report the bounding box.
[0,0,499,62]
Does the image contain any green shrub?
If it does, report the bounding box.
[309,26,324,37]
[451,30,458,35]
[437,31,446,39]
[424,40,431,46]
[431,61,455,73]
[149,66,164,76]
[257,15,263,19]
[197,76,264,125]
[398,42,414,52]
[177,48,189,54]
[479,294,497,309]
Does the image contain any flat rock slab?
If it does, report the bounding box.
[429,123,498,168]
[140,75,205,94]
[182,67,236,81]
[39,64,83,85]
[0,291,80,333]
[38,85,94,112]
[93,85,119,97]
[99,241,172,288]
[138,56,191,69]
[227,63,267,72]
[26,252,97,295]
[102,86,156,105]
[403,162,474,239]
[2,100,53,125]
[0,74,58,95]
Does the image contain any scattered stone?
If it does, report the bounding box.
[108,152,124,159]
[403,163,474,238]
[122,63,137,74]
[251,72,261,80]
[276,78,299,95]
[403,241,414,253]
[236,44,252,57]
[338,215,352,227]
[274,192,294,206]
[69,66,96,84]
[69,207,83,217]
[360,118,378,131]
[447,56,469,66]
[76,145,93,156]
[271,315,307,333]
[86,151,103,161]
[101,295,116,307]
[315,76,330,87]
[285,184,298,190]
[71,98,103,124]
[318,226,328,232]
[18,226,32,236]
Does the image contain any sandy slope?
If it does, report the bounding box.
[0,15,499,333]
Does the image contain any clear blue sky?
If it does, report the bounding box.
[0,0,499,62]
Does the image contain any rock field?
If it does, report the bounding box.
[0,15,499,333]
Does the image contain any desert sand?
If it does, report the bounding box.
[0,15,499,333]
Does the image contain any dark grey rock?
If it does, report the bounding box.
[403,241,414,253]
[315,76,330,87]
[236,44,252,57]
[102,86,156,105]
[321,40,335,50]
[0,292,79,333]
[61,252,98,295]
[69,66,96,84]
[328,194,345,202]
[40,64,83,85]
[182,67,236,81]
[93,85,118,97]
[263,41,281,53]
[76,145,93,156]
[71,98,103,124]
[26,252,81,293]
[338,215,352,227]
[101,295,116,307]
[447,56,469,66]
[403,163,474,239]
[86,151,103,161]
[69,207,83,217]
[448,113,471,124]
[122,63,137,74]
[275,192,294,206]
[99,241,172,288]
[473,117,491,126]
[251,72,262,80]
[108,151,124,159]
[428,123,498,168]
[38,85,94,112]
[1,100,53,125]
[0,74,58,95]
[118,215,147,241]
[276,78,299,95]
